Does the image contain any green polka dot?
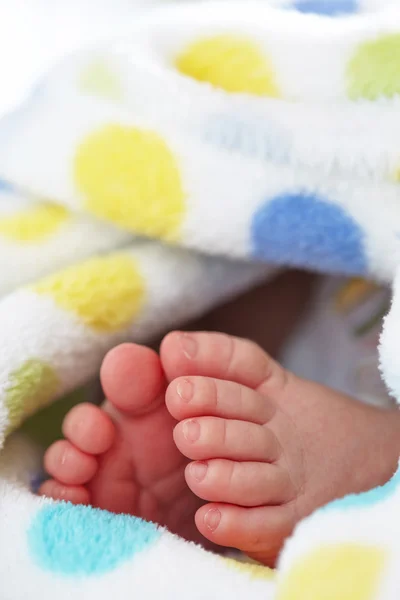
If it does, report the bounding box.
[5,360,60,435]
[21,387,89,448]
[347,34,400,100]
[79,60,123,101]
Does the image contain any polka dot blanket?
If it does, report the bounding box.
[1,0,400,598]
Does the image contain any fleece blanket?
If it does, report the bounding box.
[1,0,400,598]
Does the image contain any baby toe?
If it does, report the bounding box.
[195,503,295,566]
[161,331,287,391]
[39,479,90,505]
[63,403,115,455]
[166,376,274,424]
[185,459,293,506]
[173,417,280,462]
[44,440,98,486]
[101,343,165,414]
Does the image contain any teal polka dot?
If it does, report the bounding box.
[321,466,400,513]
[28,503,161,576]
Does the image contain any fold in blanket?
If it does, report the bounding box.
[1,1,400,598]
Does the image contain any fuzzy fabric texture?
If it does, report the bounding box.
[1,0,400,598]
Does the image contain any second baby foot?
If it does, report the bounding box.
[161,331,400,566]
[40,343,205,545]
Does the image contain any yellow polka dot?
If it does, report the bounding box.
[79,60,123,102]
[175,35,280,97]
[5,359,60,435]
[34,254,145,332]
[334,278,380,314]
[0,203,69,243]
[276,544,387,600]
[74,125,185,241]
[223,557,275,581]
[347,34,400,100]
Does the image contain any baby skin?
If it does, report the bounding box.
[40,331,400,566]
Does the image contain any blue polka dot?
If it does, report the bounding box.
[251,192,367,275]
[28,503,161,576]
[321,466,400,512]
[203,113,290,163]
[29,75,47,103]
[293,0,358,15]
[0,179,13,193]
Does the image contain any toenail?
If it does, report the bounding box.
[183,420,200,443]
[179,333,198,359]
[60,449,69,466]
[190,461,208,482]
[204,508,221,532]
[177,379,193,402]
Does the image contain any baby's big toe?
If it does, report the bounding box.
[161,331,287,392]
[101,343,165,414]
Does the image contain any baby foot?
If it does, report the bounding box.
[39,344,204,544]
[160,331,400,566]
